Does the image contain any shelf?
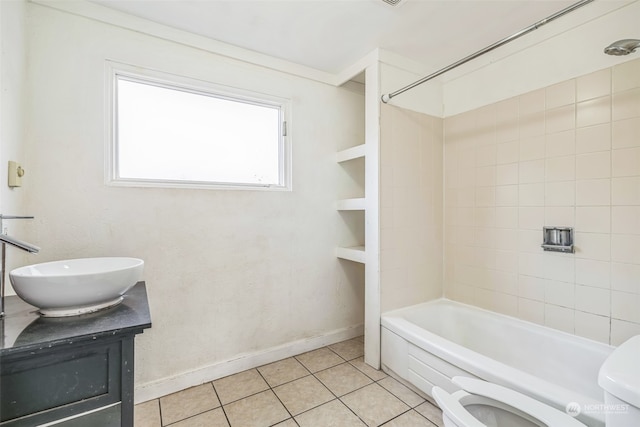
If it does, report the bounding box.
[336,144,366,163]
[336,198,365,211]
[336,246,365,263]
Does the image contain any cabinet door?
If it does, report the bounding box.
[0,340,122,426]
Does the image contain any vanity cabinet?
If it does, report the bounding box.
[0,282,151,427]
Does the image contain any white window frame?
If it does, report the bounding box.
[105,61,292,191]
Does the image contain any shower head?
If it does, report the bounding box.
[604,39,640,56]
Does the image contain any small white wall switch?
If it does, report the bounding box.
[8,161,25,187]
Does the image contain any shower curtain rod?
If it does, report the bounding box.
[380,0,594,103]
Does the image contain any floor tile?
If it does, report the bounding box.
[273,375,334,416]
[171,408,229,427]
[341,383,410,427]
[381,410,433,427]
[295,399,366,427]
[159,384,220,425]
[377,377,425,408]
[349,357,388,381]
[295,347,344,373]
[134,399,161,427]
[315,362,372,396]
[329,338,364,361]
[415,401,444,427]
[213,369,270,404]
[224,390,290,427]
[258,357,310,387]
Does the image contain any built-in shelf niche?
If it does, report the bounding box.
[336,197,365,211]
[336,246,365,263]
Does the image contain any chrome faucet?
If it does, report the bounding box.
[0,215,39,318]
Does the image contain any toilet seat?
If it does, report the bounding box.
[433,376,587,427]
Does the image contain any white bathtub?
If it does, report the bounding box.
[381,299,614,427]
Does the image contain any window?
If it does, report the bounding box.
[107,63,290,190]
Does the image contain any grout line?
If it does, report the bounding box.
[210,380,232,427]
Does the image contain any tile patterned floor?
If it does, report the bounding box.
[135,336,445,427]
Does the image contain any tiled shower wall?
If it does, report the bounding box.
[444,57,640,346]
[380,103,443,313]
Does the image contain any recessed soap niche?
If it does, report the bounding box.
[541,227,574,253]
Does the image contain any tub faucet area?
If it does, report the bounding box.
[0,215,39,318]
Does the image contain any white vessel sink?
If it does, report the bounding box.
[10,257,144,317]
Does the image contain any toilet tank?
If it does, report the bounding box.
[598,335,640,426]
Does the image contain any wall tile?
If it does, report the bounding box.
[520,88,546,116]
[575,207,610,233]
[611,147,640,177]
[518,298,545,324]
[495,207,518,229]
[575,284,610,316]
[545,181,575,207]
[611,234,640,263]
[575,258,610,289]
[611,206,640,234]
[520,112,546,139]
[577,96,611,128]
[518,275,546,301]
[613,88,640,121]
[612,177,640,205]
[611,319,640,346]
[612,117,640,149]
[519,160,545,183]
[545,207,575,227]
[546,80,575,109]
[495,98,519,143]
[496,141,519,164]
[611,291,640,323]
[518,229,541,253]
[611,262,640,294]
[495,250,518,273]
[545,130,575,158]
[544,254,575,283]
[546,105,575,134]
[496,163,518,185]
[574,311,610,344]
[519,183,545,206]
[574,232,611,262]
[576,179,610,206]
[576,123,611,154]
[545,304,574,333]
[545,280,575,308]
[474,168,495,190]
[577,68,611,102]
[576,151,611,180]
[518,206,544,229]
[445,58,640,343]
[545,156,575,182]
[519,135,545,161]
[613,59,640,93]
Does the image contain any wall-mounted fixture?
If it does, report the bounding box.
[8,161,25,188]
[541,227,574,253]
[604,39,640,56]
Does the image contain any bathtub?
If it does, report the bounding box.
[381,299,614,427]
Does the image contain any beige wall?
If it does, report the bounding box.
[380,103,443,313]
[444,57,640,346]
[23,3,365,398]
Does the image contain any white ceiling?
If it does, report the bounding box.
[91,0,577,75]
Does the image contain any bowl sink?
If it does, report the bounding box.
[10,257,144,317]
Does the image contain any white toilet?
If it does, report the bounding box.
[598,335,640,427]
[433,335,640,427]
[433,377,587,427]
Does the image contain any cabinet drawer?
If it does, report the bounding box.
[1,340,122,426]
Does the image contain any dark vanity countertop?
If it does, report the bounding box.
[0,282,151,357]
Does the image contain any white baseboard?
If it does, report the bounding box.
[134,323,364,404]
